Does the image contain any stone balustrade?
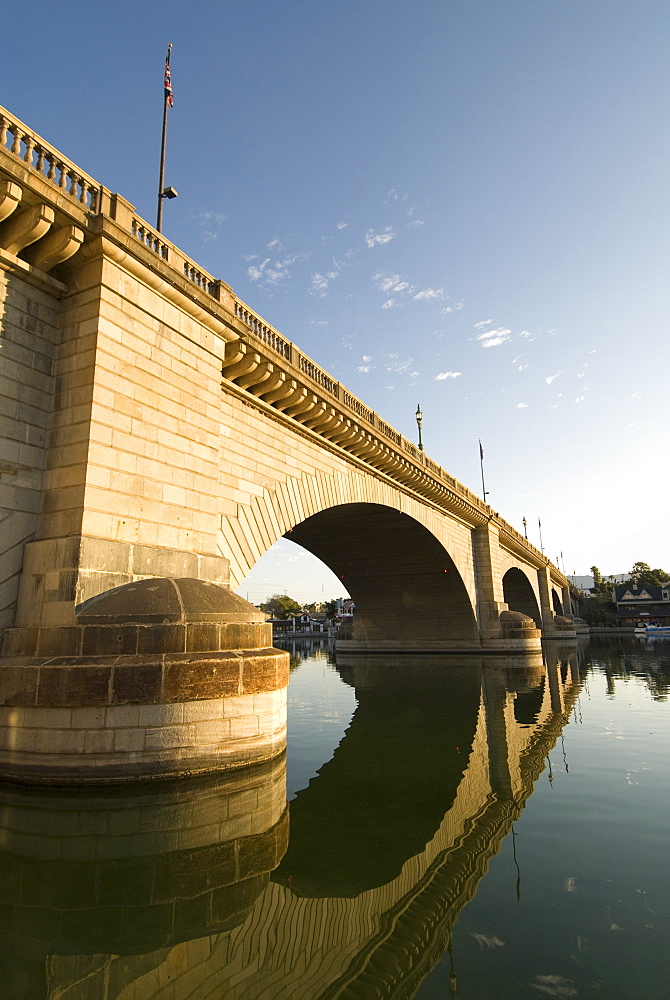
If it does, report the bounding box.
[0,109,101,212]
[131,217,170,260]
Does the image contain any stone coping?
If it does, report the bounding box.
[0,648,289,707]
[1,621,272,659]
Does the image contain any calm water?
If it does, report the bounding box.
[0,636,668,999]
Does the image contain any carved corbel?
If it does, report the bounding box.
[349,432,378,458]
[0,202,55,254]
[301,399,327,427]
[235,359,271,390]
[221,340,246,373]
[222,344,261,381]
[284,391,317,419]
[259,373,294,404]
[0,180,22,222]
[309,407,342,434]
[303,402,333,429]
[273,383,307,412]
[327,420,357,445]
[255,367,285,399]
[22,224,84,272]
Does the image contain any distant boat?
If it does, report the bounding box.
[635,624,670,636]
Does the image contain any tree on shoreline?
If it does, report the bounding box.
[628,562,670,587]
[261,594,302,619]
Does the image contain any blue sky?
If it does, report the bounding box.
[5,1,670,603]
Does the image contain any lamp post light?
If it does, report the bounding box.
[415,404,424,452]
[522,517,527,539]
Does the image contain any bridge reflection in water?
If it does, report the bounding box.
[0,645,582,999]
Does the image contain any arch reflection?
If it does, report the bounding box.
[0,648,585,999]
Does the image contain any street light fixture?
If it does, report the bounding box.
[522,517,527,539]
[415,404,424,452]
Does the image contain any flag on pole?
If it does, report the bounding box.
[164,45,173,107]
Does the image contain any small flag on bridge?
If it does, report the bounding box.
[164,44,173,107]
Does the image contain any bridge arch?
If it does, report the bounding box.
[551,588,564,615]
[286,503,478,645]
[502,568,542,627]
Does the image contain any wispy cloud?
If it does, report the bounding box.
[442,302,463,313]
[357,354,374,373]
[310,270,340,297]
[545,371,564,384]
[516,402,528,408]
[477,327,512,348]
[475,319,548,349]
[471,933,504,950]
[385,188,409,204]
[336,221,348,230]
[385,353,418,378]
[413,287,446,302]
[374,273,452,309]
[198,210,226,241]
[529,974,577,997]
[374,273,412,294]
[435,371,462,380]
[365,227,396,248]
[246,249,308,288]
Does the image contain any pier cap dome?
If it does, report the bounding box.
[76,578,266,625]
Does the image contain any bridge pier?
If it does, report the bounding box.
[0,579,288,783]
[474,522,544,653]
[537,566,577,640]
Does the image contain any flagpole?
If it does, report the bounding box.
[479,439,489,502]
[157,43,172,232]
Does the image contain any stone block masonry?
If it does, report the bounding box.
[0,578,289,782]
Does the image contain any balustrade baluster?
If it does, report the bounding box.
[47,156,56,182]
[35,146,46,174]
[0,117,8,148]
[11,129,22,156]
[23,137,35,165]
[58,164,68,189]
[69,174,78,198]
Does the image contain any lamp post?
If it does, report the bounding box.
[522,517,527,539]
[156,44,178,232]
[415,404,424,452]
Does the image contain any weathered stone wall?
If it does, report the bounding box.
[0,269,59,628]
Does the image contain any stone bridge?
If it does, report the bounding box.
[0,106,575,780]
